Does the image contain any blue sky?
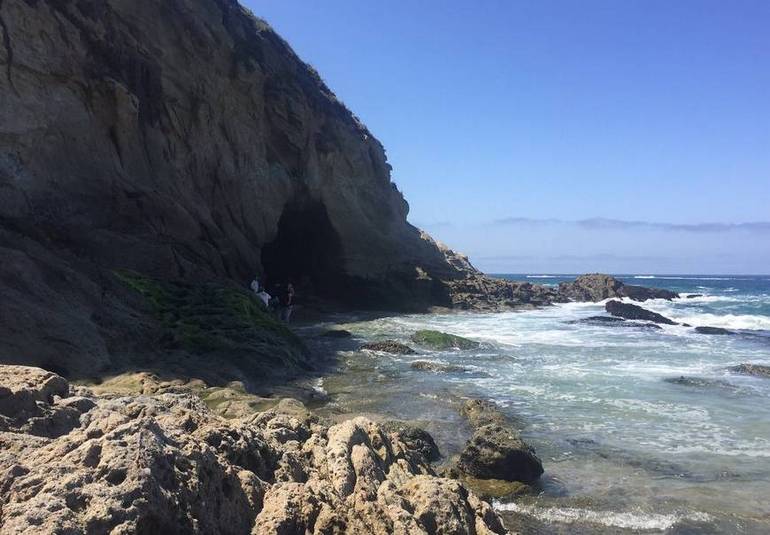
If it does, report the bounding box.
[249,0,770,274]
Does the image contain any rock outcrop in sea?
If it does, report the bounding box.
[558,274,679,302]
[0,365,508,534]
[605,300,679,325]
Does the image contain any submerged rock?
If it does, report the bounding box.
[695,326,733,335]
[728,363,770,378]
[664,376,735,389]
[686,294,704,299]
[411,361,468,373]
[0,365,507,534]
[360,340,416,354]
[321,329,353,338]
[570,316,663,329]
[457,424,544,484]
[460,399,513,429]
[605,300,678,325]
[411,330,480,350]
[558,274,678,302]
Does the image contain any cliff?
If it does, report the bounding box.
[0,0,481,378]
[0,1,673,381]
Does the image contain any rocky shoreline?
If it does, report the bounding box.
[0,366,509,534]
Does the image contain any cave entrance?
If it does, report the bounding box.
[260,200,344,300]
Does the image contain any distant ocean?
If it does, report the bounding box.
[316,274,770,533]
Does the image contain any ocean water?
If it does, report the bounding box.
[309,275,770,534]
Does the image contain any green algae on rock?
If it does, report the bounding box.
[411,330,480,350]
[115,270,309,376]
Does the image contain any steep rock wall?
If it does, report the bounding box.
[0,0,465,375]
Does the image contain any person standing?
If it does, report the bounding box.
[280,282,295,323]
[250,275,260,295]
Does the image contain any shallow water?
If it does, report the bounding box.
[307,275,770,533]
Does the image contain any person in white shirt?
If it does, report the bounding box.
[256,288,271,307]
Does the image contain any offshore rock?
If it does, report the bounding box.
[728,363,770,378]
[695,326,733,335]
[605,300,678,325]
[0,365,508,534]
[558,274,679,302]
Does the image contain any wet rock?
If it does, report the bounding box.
[411,330,480,350]
[457,424,544,484]
[0,365,508,534]
[664,376,734,389]
[321,329,353,338]
[695,326,733,335]
[411,361,468,373]
[572,315,627,324]
[460,399,513,429]
[728,363,770,378]
[620,284,679,301]
[360,340,416,354]
[605,300,678,325]
[570,316,663,329]
[382,421,441,462]
[558,274,678,302]
[686,294,704,299]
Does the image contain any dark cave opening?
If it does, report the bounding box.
[260,200,345,300]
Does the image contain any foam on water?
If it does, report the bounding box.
[493,502,711,531]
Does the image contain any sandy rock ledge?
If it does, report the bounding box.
[0,365,508,534]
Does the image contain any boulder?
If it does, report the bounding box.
[360,341,416,354]
[695,326,733,335]
[605,300,678,325]
[728,364,770,378]
[411,330,480,350]
[457,424,544,484]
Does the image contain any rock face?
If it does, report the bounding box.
[0,365,508,534]
[0,0,497,377]
[605,300,678,325]
[558,274,678,302]
[0,0,681,379]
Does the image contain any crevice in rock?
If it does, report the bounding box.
[0,0,19,96]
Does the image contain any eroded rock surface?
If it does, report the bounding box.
[0,366,508,534]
